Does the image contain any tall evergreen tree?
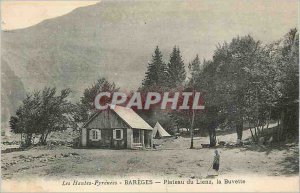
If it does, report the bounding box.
[142,46,167,89]
[187,54,201,148]
[188,54,201,80]
[139,47,169,131]
[273,28,299,140]
[167,46,186,88]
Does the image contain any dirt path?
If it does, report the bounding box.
[218,123,278,142]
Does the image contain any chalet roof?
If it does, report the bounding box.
[112,105,153,130]
[83,105,153,130]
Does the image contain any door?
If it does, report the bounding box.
[144,131,149,148]
[133,129,140,143]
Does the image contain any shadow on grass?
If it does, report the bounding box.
[278,147,299,175]
[241,143,292,155]
[239,142,299,175]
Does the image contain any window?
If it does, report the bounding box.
[113,129,123,140]
[116,130,121,139]
[92,130,98,139]
[90,129,101,141]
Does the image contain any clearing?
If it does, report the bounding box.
[1,123,298,180]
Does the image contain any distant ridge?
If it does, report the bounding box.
[1,0,296,127]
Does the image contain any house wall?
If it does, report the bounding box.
[81,128,87,146]
[86,110,128,129]
[126,128,133,149]
[86,128,127,149]
[141,130,144,146]
[82,110,153,149]
[83,110,129,149]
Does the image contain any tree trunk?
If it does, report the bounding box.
[250,128,255,141]
[212,126,216,145]
[208,122,217,147]
[38,130,50,145]
[42,131,50,145]
[236,117,243,141]
[190,129,194,149]
[39,133,45,144]
[277,118,280,141]
[279,110,285,141]
[266,106,271,129]
[24,133,32,147]
[190,109,195,149]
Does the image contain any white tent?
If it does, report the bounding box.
[152,122,171,138]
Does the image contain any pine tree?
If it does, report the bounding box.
[188,54,201,80]
[166,46,186,88]
[142,46,167,89]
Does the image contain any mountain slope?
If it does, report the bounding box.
[1,0,297,127]
[1,1,203,127]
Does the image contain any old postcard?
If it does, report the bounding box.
[1,0,299,192]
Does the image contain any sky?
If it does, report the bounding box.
[1,0,298,33]
[1,0,298,46]
[1,1,100,30]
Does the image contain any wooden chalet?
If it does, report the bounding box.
[80,105,153,149]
